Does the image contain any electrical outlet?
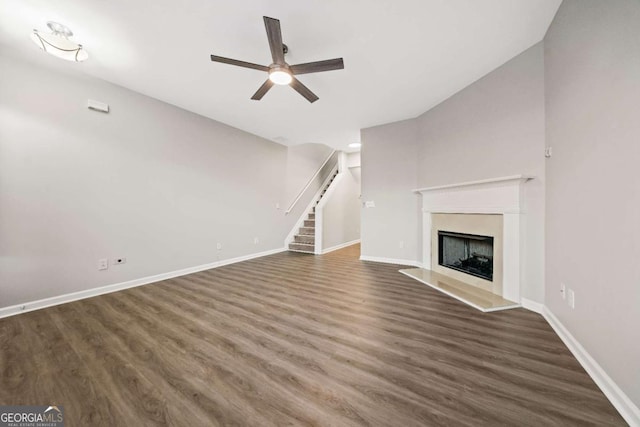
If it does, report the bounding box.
[568,289,575,309]
[216,242,222,250]
[275,202,280,210]
[560,283,566,300]
[545,147,553,158]
[98,258,108,271]
[399,240,404,249]
[254,237,259,245]
[114,257,126,265]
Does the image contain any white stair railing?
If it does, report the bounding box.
[285,150,337,215]
[284,161,339,250]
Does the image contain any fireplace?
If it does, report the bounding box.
[415,175,533,302]
[438,231,494,281]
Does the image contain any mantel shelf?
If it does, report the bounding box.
[412,175,534,194]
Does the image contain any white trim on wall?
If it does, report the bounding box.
[359,255,422,268]
[315,171,344,254]
[543,307,640,427]
[521,298,544,314]
[412,175,534,193]
[322,239,360,254]
[0,247,286,320]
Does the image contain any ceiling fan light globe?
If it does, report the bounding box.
[269,70,292,85]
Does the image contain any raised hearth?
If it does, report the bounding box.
[399,268,520,312]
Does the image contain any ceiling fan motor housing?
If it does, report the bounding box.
[269,63,290,74]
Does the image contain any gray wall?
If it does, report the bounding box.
[545,0,640,404]
[0,54,320,308]
[321,165,361,251]
[416,43,546,302]
[361,119,419,263]
[361,44,545,303]
[285,143,334,211]
[361,0,640,408]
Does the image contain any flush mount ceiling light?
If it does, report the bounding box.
[31,21,88,62]
[348,142,362,148]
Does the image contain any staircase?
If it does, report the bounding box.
[288,170,338,253]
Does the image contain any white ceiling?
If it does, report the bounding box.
[0,0,561,151]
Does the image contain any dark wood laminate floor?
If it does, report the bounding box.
[0,244,626,426]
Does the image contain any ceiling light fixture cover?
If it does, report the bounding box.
[31,21,88,62]
[268,67,292,85]
[348,142,362,148]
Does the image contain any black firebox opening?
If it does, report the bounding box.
[438,231,494,281]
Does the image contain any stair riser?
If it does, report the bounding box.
[288,243,314,253]
[294,235,314,244]
[299,227,315,235]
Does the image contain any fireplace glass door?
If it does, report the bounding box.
[438,231,494,281]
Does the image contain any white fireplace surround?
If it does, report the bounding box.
[413,175,534,303]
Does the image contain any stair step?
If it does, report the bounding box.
[289,243,314,253]
[304,219,315,227]
[308,213,315,220]
[294,235,315,244]
[299,227,315,235]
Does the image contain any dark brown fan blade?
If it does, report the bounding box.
[290,58,344,75]
[210,55,269,72]
[251,79,274,100]
[290,77,319,103]
[263,16,285,65]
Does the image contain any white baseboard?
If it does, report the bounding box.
[543,307,640,426]
[322,239,360,254]
[0,247,286,320]
[521,297,544,314]
[359,255,422,268]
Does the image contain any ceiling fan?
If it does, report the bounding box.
[210,16,344,103]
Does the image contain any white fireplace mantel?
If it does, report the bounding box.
[414,175,534,303]
[413,175,534,215]
[413,174,534,194]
